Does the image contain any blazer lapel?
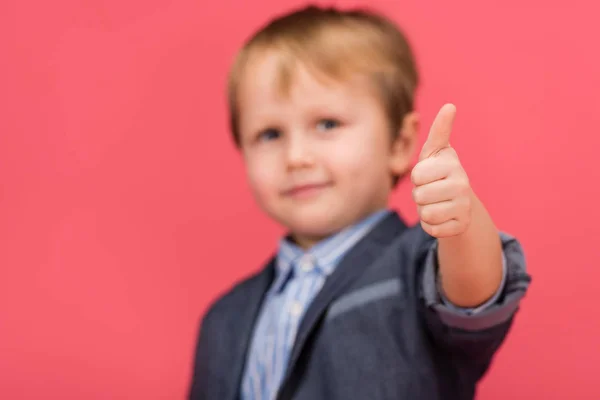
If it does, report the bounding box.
[280,212,408,392]
[223,258,276,400]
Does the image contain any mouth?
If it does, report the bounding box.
[283,182,332,199]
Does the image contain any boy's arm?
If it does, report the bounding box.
[436,192,504,308]
[422,229,529,333]
[419,231,529,379]
[411,104,531,371]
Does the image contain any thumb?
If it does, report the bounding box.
[419,103,456,160]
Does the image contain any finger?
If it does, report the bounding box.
[412,179,463,205]
[419,103,456,161]
[417,201,458,226]
[411,152,457,186]
[420,219,465,238]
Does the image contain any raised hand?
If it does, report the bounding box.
[411,104,473,238]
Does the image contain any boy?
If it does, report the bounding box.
[189,5,531,400]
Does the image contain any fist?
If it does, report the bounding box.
[411,104,473,238]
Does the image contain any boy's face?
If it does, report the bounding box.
[236,53,418,248]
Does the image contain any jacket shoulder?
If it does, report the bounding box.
[202,267,269,327]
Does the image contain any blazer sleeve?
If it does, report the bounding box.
[420,232,531,375]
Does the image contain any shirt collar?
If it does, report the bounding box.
[270,209,392,294]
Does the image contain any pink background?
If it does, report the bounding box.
[1,0,599,399]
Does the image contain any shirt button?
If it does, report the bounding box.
[299,256,314,272]
[289,302,303,317]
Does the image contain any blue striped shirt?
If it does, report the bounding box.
[240,209,391,400]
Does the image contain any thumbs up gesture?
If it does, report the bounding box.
[411,104,473,238]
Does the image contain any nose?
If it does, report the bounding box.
[285,133,315,169]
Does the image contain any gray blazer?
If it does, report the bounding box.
[189,212,531,400]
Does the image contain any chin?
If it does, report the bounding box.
[282,211,347,240]
[261,198,357,239]
[289,224,337,241]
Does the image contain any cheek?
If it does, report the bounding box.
[245,153,281,199]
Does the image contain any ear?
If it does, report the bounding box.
[389,111,420,176]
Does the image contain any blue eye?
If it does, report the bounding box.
[316,119,340,131]
[258,128,281,142]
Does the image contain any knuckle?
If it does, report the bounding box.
[412,187,419,203]
[411,166,422,185]
[447,156,462,171]
[420,221,435,236]
[455,219,468,235]
[464,197,472,214]
[428,223,442,238]
[462,213,472,229]
[413,187,426,204]
[421,205,444,225]
[461,175,471,188]
[420,206,434,223]
[456,177,471,195]
[448,147,459,158]
[463,218,471,231]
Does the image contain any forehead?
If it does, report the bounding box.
[237,50,375,111]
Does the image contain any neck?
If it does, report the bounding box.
[289,207,391,250]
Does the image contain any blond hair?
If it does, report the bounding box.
[227,5,419,146]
